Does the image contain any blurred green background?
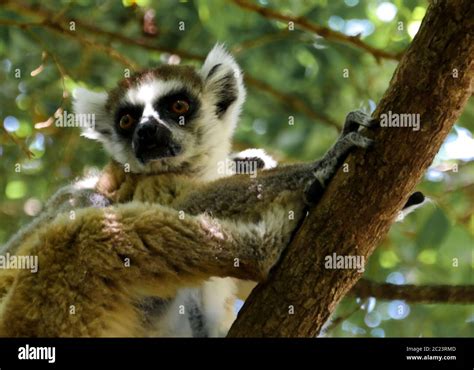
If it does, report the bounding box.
[0,0,472,337]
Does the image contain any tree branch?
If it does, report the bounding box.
[0,127,34,159]
[244,75,340,129]
[1,0,203,61]
[228,0,474,337]
[0,18,138,68]
[351,279,474,304]
[231,0,403,62]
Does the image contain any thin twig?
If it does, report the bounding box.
[2,1,202,61]
[231,30,298,55]
[245,75,341,129]
[0,19,138,69]
[24,29,70,129]
[320,303,361,336]
[0,127,34,159]
[351,279,474,304]
[231,0,403,63]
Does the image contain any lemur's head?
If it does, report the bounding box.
[73,44,245,176]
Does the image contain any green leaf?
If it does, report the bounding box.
[5,180,27,199]
[416,208,450,248]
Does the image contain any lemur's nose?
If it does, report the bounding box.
[137,122,157,141]
[134,118,180,163]
[136,119,172,149]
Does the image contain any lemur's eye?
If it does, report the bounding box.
[171,100,190,115]
[119,114,136,130]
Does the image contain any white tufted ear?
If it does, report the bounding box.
[72,87,112,141]
[200,44,246,122]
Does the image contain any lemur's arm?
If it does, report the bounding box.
[178,111,376,220]
[27,203,279,283]
[184,112,422,223]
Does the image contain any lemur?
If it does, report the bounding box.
[0,45,424,337]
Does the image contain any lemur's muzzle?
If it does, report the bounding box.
[133,118,182,163]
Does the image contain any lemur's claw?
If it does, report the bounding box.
[343,110,377,134]
[345,132,374,149]
[358,136,375,148]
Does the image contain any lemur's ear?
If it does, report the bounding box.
[72,87,112,141]
[200,44,246,120]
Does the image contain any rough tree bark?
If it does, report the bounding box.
[228,0,474,337]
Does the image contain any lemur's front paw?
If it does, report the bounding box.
[304,110,376,204]
[342,110,379,135]
[339,110,377,150]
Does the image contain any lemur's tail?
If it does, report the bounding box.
[403,191,425,209]
[396,191,428,221]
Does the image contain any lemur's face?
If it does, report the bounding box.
[74,45,245,174]
[105,66,205,170]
